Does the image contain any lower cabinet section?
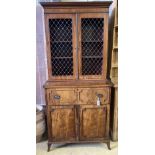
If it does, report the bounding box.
[45,86,111,151]
[47,105,110,142]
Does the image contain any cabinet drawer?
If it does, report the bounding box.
[79,88,110,105]
[47,89,78,105]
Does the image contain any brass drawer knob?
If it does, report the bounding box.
[53,95,61,100]
[96,93,103,98]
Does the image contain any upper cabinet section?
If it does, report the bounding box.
[41,1,112,81]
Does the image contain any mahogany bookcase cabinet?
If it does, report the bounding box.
[40,1,113,152]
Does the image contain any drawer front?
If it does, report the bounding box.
[79,88,110,105]
[47,89,78,105]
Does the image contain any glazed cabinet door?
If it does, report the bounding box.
[78,13,108,80]
[79,105,110,141]
[45,14,77,80]
[48,106,76,141]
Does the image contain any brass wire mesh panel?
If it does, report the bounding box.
[81,18,104,75]
[82,58,103,75]
[51,42,72,57]
[49,19,72,42]
[82,18,104,42]
[82,42,103,57]
[49,19,73,76]
[52,58,73,76]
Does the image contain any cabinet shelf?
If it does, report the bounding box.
[114,25,118,28]
[113,46,118,49]
[82,41,103,43]
[113,48,118,52]
[51,41,72,43]
[112,64,118,68]
[52,57,72,59]
[82,56,103,58]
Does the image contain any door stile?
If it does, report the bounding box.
[75,13,79,79]
[75,104,80,141]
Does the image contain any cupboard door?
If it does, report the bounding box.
[80,105,109,140]
[45,14,77,80]
[78,13,108,80]
[48,106,76,141]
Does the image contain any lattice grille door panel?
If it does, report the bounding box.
[82,58,103,75]
[49,18,73,76]
[81,18,104,75]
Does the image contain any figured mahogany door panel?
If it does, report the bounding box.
[80,105,109,140]
[45,14,77,80]
[78,13,108,80]
[79,88,110,105]
[48,106,76,141]
[47,89,78,105]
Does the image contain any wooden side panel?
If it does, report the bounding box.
[80,105,108,140]
[47,89,78,105]
[111,86,118,141]
[49,106,76,141]
[79,88,110,105]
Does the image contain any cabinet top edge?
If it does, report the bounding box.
[40,1,113,8]
[44,80,113,88]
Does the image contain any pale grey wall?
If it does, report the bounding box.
[36,4,47,105]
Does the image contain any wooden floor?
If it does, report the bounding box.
[36,140,118,155]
